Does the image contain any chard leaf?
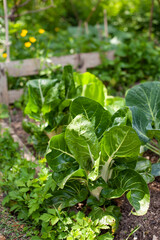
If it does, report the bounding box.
[111,107,132,127]
[58,168,86,189]
[106,96,125,115]
[101,169,150,216]
[65,114,100,170]
[89,205,121,233]
[74,72,107,107]
[46,133,75,172]
[25,79,62,120]
[101,126,141,160]
[70,97,112,139]
[62,65,76,98]
[51,181,88,209]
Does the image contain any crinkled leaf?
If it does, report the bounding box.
[70,97,112,139]
[65,114,100,170]
[101,169,150,216]
[25,79,62,120]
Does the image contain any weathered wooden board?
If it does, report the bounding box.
[2,51,114,77]
[0,63,9,105]
[8,89,24,103]
[0,51,114,104]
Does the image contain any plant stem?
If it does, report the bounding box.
[146,143,160,156]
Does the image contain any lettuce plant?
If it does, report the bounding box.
[46,96,151,216]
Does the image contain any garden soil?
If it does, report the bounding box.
[0,108,159,240]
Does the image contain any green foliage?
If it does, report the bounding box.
[126,81,160,159]
[0,104,9,119]
[89,37,160,95]
[46,96,152,216]
[0,130,118,239]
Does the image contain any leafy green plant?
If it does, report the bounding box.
[126,81,160,176]
[0,130,119,239]
[23,66,107,155]
[89,37,160,95]
[46,96,152,216]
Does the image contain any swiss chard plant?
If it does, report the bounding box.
[46,96,152,216]
[23,66,107,155]
[125,81,160,176]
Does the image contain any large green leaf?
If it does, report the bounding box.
[129,106,150,143]
[101,126,141,160]
[25,79,62,120]
[62,65,77,98]
[126,82,160,145]
[101,169,150,216]
[73,72,107,107]
[51,181,88,209]
[106,96,125,115]
[65,114,100,170]
[70,97,112,139]
[126,81,160,135]
[46,133,75,172]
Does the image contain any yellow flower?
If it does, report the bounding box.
[2,53,7,58]
[29,37,36,43]
[55,27,60,32]
[24,42,31,48]
[20,29,28,37]
[38,29,45,34]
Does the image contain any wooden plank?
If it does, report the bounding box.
[3,51,114,77]
[0,63,9,104]
[8,89,24,103]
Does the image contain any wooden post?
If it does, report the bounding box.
[0,63,9,105]
[3,0,10,62]
[104,9,108,38]
[84,21,89,34]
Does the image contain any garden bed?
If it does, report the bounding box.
[0,107,159,240]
